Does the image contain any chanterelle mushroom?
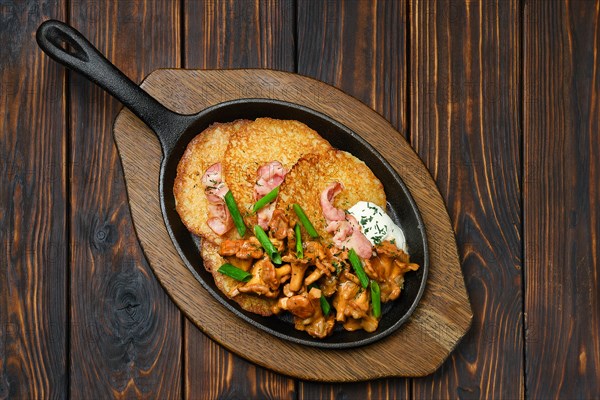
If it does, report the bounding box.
[333,271,379,332]
[289,262,309,292]
[363,241,419,302]
[219,237,264,259]
[268,209,291,240]
[332,272,362,322]
[235,256,280,298]
[278,287,335,338]
[304,268,325,286]
[275,264,291,283]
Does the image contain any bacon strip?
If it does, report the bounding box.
[320,182,373,259]
[255,161,287,229]
[201,163,234,235]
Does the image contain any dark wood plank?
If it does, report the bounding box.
[410,0,523,398]
[183,1,296,398]
[185,333,296,400]
[523,0,600,397]
[297,0,409,398]
[297,0,407,134]
[68,1,182,398]
[0,2,67,398]
[185,0,295,70]
[299,379,409,400]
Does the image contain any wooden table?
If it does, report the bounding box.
[1,1,598,398]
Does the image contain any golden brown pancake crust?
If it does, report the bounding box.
[223,118,332,226]
[277,149,387,241]
[173,120,249,245]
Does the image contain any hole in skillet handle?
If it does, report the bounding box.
[45,26,89,61]
[160,99,429,349]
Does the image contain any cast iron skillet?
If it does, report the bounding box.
[37,19,429,349]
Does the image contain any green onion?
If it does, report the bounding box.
[293,203,319,238]
[294,223,303,259]
[309,284,331,316]
[224,191,246,237]
[319,294,331,316]
[217,263,252,282]
[253,225,282,264]
[370,280,381,318]
[348,249,369,288]
[252,186,279,213]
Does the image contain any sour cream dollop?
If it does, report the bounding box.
[348,201,408,254]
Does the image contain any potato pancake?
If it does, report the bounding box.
[223,118,332,226]
[277,149,386,241]
[173,120,249,245]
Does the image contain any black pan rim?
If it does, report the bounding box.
[160,98,429,349]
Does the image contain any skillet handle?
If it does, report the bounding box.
[36,19,191,151]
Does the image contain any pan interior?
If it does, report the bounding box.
[160,99,428,349]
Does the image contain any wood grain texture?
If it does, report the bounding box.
[410,0,523,398]
[297,0,407,133]
[0,2,67,398]
[183,1,297,399]
[523,0,600,398]
[185,0,295,69]
[68,1,182,398]
[299,380,410,400]
[296,0,409,397]
[112,68,472,382]
[184,333,296,400]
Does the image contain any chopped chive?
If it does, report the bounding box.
[309,284,331,316]
[348,249,369,288]
[293,203,319,238]
[217,263,252,282]
[224,191,246,237]
[294,223,303,259]
[370,280,381,318]
[252,186,280,213]
[253,225,282,264]
[320,294,331,316]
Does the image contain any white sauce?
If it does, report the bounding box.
[348,201,408,254]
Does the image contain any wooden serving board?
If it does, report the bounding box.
[113,69,472,381]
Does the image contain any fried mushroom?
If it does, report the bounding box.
[289,261,309,292]
[233,256,280,298]
[278,287,335,339]
[364,241,419,302]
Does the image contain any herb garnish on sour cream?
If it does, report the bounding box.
[348,201,408,253]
